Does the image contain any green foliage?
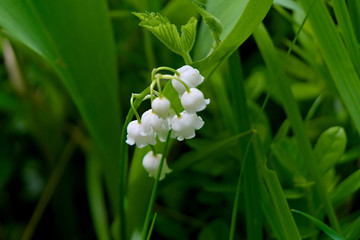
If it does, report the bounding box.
[1,0,360,239]
[0,0,121,210]
[133,12,197,62]
[292,209,345,240]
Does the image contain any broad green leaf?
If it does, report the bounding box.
[300,0,360,135]
[0,0,121,210]
[180,17,197,54]
[330,169,360,206]
[314,127,347,174]
[273,0,302,11]
[192,0,272,77]
[292,209,345,240]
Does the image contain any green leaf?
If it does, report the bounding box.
[192,3,222,45]
[332,0,360,75]
[253,22,341,232]
[192,0,272,77]
[180,17,197,53]
[330,169,360,206]
[300,0,360,135]
[0,0,121,210]
[252,135,302,240]
[133,12,197,58]
[344,215,360,240]
[292,209,345,240]
[314,127,347,174]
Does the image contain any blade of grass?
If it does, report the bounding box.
[253,134,302,240]
[330,169,360,206]
[226,52,263,240]
[146,213,158,240]
[253,23,342,234]
[300,0,360,135]
[141,131,172,240]
[292,209,345,240]
[86,152,110,240]
[21,135,77,240]
[332,0,360,75]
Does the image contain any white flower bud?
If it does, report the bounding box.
[142,151,172,180]
[181,88,210,113]
[172,65,204,96]
[152,96,170,119]
[126,120,156,148]
[171,111,204,141]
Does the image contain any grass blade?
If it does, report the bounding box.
[253,23,341,234]
[300,0,360,134]
[292,209,345,240]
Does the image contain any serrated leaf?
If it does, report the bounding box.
[292,209,345,240]
[314,127,347,174]
[133,12,182,55]
[180,17,197,53]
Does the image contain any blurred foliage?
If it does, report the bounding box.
[0,0,359,240]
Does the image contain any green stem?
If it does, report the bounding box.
[143,29,156,70]
[119,87,150,240]
[21,137,77,240]
[160,74,190,92]
[182,52,192,65]
[150,145,156,154]
[130,94,142,123]
[150,80,156,103]
[152,66,180,78]
[146,213,158,240]
[141,130,172,240]
[229,133,254,240]
[155,75,162,97]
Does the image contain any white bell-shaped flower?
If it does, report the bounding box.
[172,65,204,96]
[152,96,170,119]
[140,109,171,142]
[152,117,171,142]
[171,111,204,141]
[126,120,156,148]
[140,110,155,136]
[181,88,210,113]
[142,151,172,180]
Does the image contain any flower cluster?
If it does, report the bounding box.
[125,65,210,179]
